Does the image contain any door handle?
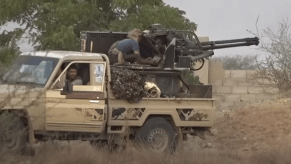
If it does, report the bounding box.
[90,100,100,103]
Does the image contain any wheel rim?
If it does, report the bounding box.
[2,127,18,148]
[147,128,169,152]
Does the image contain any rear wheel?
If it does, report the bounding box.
[135,117,176,153]
[0,112,28,154]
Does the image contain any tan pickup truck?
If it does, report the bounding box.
[0,51,216,153]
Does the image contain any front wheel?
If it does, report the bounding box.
[0,112,28,154]
[134,117,177,153]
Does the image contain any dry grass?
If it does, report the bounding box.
[249,142,291,164]
[1,141,291,164]
[2,99,291,164]
[0,141,246,164]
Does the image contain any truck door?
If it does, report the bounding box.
[45,61,107,133]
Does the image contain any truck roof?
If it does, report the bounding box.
[20,51,104,59]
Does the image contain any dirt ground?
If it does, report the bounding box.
[2,98,291,164]
[184,98,291,157]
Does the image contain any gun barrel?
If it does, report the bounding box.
[200,37,259,51]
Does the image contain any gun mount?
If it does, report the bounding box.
[80,24,259,71]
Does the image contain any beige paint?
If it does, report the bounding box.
[0,51,217,144]
[108,98,216,127]
[208,60,225,84]
[45,59,107,133]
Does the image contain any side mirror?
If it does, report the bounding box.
[60,80,73,95]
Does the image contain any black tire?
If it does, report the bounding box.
[0,113,28,154]
[134,117,176,153]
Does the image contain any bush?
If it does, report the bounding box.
[249,18,291,91]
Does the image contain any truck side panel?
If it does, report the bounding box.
[0,88,46,131]
[107,98,215,127]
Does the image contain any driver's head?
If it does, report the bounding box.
[68,64,78,80]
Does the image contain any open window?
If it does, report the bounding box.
[70,62,106,92]
[50,61,107,97]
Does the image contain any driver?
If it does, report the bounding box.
[67,64,83,85]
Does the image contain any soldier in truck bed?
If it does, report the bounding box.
[108,28,162,66]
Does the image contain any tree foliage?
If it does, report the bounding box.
[211,54,258,70]
[0,30,22,65]
[181,70,202,85]
[0,0,197,52]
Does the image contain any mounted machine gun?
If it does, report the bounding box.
[80,24,259,98]
[143,24,260,70]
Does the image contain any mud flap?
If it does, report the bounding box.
[174,127,184,151]
[196,131,206,140]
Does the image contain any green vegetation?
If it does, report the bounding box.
[0,0,198,80]
[181,70,201,85]
[0,0,196,52]
[0,30,22,65]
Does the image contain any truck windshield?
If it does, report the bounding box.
[1,55,59,87]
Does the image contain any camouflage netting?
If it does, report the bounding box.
[110,67,148,103]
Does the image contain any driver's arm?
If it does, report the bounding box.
[72,79,83,85]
